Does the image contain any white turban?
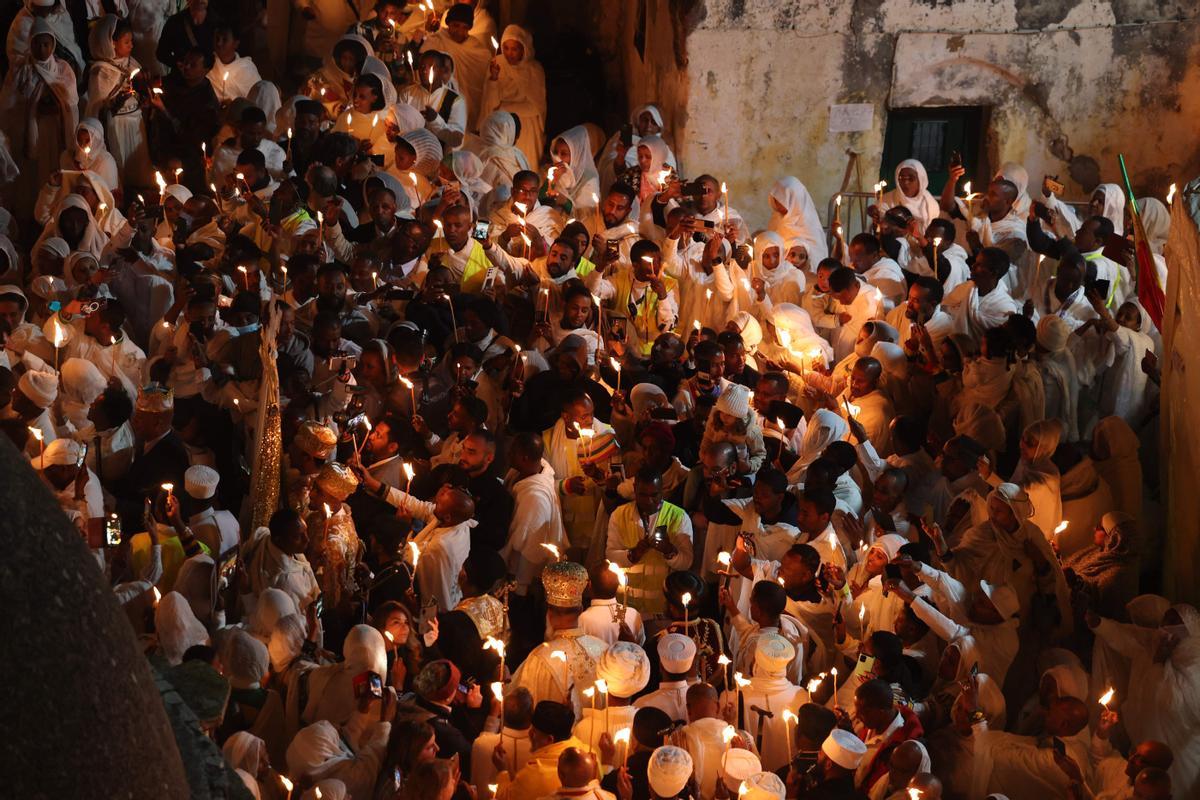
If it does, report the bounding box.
[731,311,763,350]
[34,438,81,469]
[721,748,761,791]
[753,632,795,676]
[657,633,697,674]
[821,729,867,769]
[647,746,693,798]
[596,641,650,698]
[740,771,786,800]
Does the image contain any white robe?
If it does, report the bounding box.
[384,488,475,613]
[206,54,262,103]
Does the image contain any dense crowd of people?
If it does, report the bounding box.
[0,0,1193,798]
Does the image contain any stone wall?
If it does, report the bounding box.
[627,0,1200,229]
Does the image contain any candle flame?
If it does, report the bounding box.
[491,681,504,702]
[1055,520,1069,534]
[1099,687,1115,706]
[717,653,731,666]
[323,502,332,518]
[932,236,942,247]
[836,194,842,207]
[717,551,731,567]
[722,724,736,744]
[550,650,566,662]
[782,709,798,724]
[427,66,435,85]
[963,181,972,196]
[692,319,701,331]
[613,727,631,744]
[1167,183,1177,204]
[287,127,292,139]
[607,561,627,586]
[399,376,413,389]
[908,790,921,800]
[346,111,352,125]
[610,357,620,373]
[721,181,727,193]
[734,671,750,688]
[483,636,506,658]
[237,265,247,274]
[807,677,823,692]
[315,789,323,799]
[490,35,499,50]
[155,171,167,191]
[384,630,394,642]
[29,426,42,442]
[705,288,713,301]
[174,167,183,177]
[279,776,293,792]
[859,604,866,623]
[161,482,174,493]
[541,543,561,560]
[130,67,140,80]
[595,678,608,694]
[152,586,162,603]
[681,591,692,607]
[222,70,229,81]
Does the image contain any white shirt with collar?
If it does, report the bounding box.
[577,597,645,646]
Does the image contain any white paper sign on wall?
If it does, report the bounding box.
[828,104,874,133]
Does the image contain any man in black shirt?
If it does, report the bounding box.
[157,0,218,71]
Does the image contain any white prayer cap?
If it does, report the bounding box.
[753,632,795,676]
[34,438,81,469]
[647,745,693,798]
[18,369,59,408]
[821,729,867,769]
[597,641,650,698]
[721,748,761,791]
[657,633,696,674]
[739,772,786,800]
[185,464,220,499]
[980,579,1020,620]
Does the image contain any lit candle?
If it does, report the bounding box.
[279,775,293,799]
[596,677,610,730]
[782,709,797,761]
[173,167,182,184]
[681,591,692,628]
[400,375,416,413]
[152,586,162,605]
[1099,687,1115,709]
[834,193,843,223]
[908,789,921,800]
[407,539,419,570]
[610,356,621,393]
[237,265,249,291]
[830,666,839,707]
[717,653,732,689]
[371,270,378,289]
[614,727,632,768]
[717,552,733,590]
[539,286,550,322]
[608,561,628,618]
[286,127,292,161]
[29,426,44,460]
[932,236,942,268]
[490,35,499,51]
[806,672,825,693]
[734,671,751,728]
[584,685,596,712]
[579,426,594,461]
[540,543,562,561]
[720,181,729,226]
[161,482,173,499]
[155,171,167,204]
[1167,183,1177,204]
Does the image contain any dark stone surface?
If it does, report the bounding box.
[0,436,191,798]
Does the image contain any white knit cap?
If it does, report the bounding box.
[596,641,651,698]
[715,383,751,419]
[657,633,696,674]
[19,369,59,408]
[753,633,795,676]
[739,771,786,800]
[821,729,867,769]
[185,464,220,499]
[34,438,81,469]
[721,749,761,791]
[647,745,693,798]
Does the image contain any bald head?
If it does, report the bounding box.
[685,683,719,722]
[908,773,943,799]
[886,740,926,791]
[1128,741,1174,781]
[1046,696,1089,737]
[1133,767,1172,800]
[558,747,598,788]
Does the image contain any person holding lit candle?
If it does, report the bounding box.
[85,16,154,189]
[539,126,600,217]
[507,561,607,716]
[570,641,648,759]
[478,25,546,168]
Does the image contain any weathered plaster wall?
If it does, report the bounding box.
[651,0,1200,229]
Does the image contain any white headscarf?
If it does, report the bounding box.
[790,408,848,481]
[994,162,1031,217]
[890,158,942,230]
[773,302,833,365]
[552,124,599,199]
[59,357,107,429]
[1139,196,1169,254]
[223,731,268,776]
[478,111,529,188]
[302,624,387,728]
[388,101,426,135]
[1094,183,1126,235]
[155,591,210,665]
[250,587,299,640]
[247,81,284,134]
[360,57,397,107]
[768,176,828,263]
[448,150,492,210]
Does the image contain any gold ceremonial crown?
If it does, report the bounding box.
[316,462,359,501]
[457,595,506,640]
[542,561,588,608]
[135,384,175,413]
[295,420,338,458]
